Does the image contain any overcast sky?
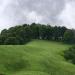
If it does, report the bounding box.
[0,0,75,31]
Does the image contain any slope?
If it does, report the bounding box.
[0,40,75,75]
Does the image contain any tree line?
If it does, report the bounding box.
[0,23,75,45]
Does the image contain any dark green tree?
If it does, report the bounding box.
[63,30,75,44]
[30,23,40,39]
[0,35,6,45]
[4,37,20,45]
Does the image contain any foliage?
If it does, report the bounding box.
[4,37,20,45]
[0,23,75,45]
[64,46,75,64]
[63,30,75,44]
[0,35,6,45]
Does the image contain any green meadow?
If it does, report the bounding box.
[0,40,75,75]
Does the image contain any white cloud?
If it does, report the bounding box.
[25,11,43,23]
[58,1,75,29]
[0,0,75,31]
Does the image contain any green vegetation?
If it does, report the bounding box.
[4,37,20,45]
[0,23,75,45]
[63,30,75,44]
[64,46,75,64]
[0,23,68,45]
[0,40,75,75]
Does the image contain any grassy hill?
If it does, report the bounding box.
[0,40,75,75]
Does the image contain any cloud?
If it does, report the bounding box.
[58,0,75,29]
[0,0,75,31]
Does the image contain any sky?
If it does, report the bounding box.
[0,0,75,31]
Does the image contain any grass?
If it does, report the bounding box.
[0,40,75,75]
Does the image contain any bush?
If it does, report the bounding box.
[4,37,20,45]
[0,35,6,45]
[63,30,75,44]
[64,46,75,64]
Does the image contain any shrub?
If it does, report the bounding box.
[64,46,75,64]
[0,35,6,45]
[4,37,20,45]
[63,30,75,44]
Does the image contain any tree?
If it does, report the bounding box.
[4,37,20,45]
[0,23,75,45]
[17,26,32,43]
[63,30,75,44]
[45,25,53,40]
[30,23,40,39]
[39,25,47,39]
[0,35,6,45]
[60,26,67,37]
[1,29,8,35]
